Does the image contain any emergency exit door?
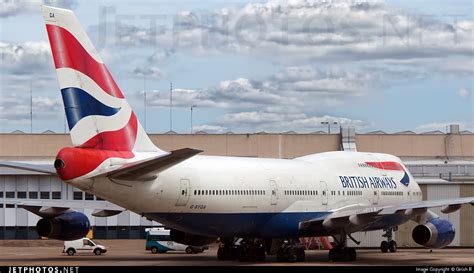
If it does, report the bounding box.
[176,179,190,206]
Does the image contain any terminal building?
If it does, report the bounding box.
[0,125,473,247]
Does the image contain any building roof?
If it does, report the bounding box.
[421,130,445,135]
[366,130,387,134]
[394,130,416,134]
[310,130,327,134]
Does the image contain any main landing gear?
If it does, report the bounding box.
[380,227,397,253]
[217,238,306,263]
[217,238,266,262]
[276,239,305,263]
[328,232,357,262]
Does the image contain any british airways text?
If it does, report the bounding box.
[339,176,397,189]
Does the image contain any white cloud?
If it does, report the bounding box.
[192,124,227,133]
[142,66,376,113]
[0,0,77,17]
[213,111,366,133]
[105,0,473,75]
[0,41,52,74]
[0,94,62,123]
[133,67,165,79]
[416,121,472,133]
[458,87,471,100]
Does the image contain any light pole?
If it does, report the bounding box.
[143,75,147,132]
[321,121,338,134]
[190,105,197,134]
[30,78,33,133]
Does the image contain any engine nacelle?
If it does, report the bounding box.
[412,218,455,248]
[36,211,90,241]
[169,229,216,246]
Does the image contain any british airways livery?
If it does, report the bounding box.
[1,5,473,263]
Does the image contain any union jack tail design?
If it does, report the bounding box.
[42,6,161,154]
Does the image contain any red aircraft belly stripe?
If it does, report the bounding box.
[46,24,125,99]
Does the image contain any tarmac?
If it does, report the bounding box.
[0,240,473,266]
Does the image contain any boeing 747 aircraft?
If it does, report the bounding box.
[1,5,473,262]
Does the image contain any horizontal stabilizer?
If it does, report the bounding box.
[0,162,56,175]
[1,198,124,218]
[107,148,203,181]
[21,205,71,218]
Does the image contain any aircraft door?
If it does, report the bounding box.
[320,181,328,205]
[373,189,379,205]
[176,179,190,206]
[270,180,278,205]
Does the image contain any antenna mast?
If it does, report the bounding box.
[30,78,33,133]
[170,82,173,131]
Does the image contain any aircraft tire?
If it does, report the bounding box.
[389,241,397,253]
[380,241,389,253]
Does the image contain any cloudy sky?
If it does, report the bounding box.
[0,0,473,134]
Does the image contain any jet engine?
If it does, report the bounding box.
[169,229,216,246]
[412,218,455,248]
[36,211,90,240]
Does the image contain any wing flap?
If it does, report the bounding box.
[106,148,203,181]
[299,205,382,232]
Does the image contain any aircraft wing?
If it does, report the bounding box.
[0,162,56,175]
[0,198,124,218]
[299,197,474,233]
[379,197,474,214]
[105,148,203,181]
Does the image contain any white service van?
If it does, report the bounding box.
[63,238,107,256]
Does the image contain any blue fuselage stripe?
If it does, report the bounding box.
[144,211,410,238]
[144,212,332,238]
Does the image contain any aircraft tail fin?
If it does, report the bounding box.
[42,5,161,153]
